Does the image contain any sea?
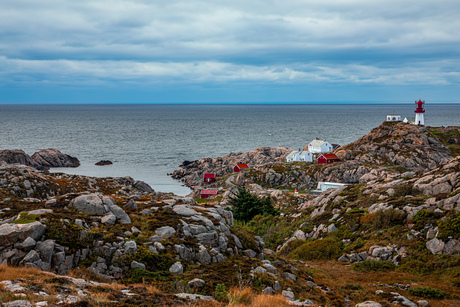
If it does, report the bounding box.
[0,103,459,195]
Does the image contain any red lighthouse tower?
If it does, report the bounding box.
[415,99,425,125]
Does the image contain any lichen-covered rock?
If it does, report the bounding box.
[71,194,105,215]
[0,222,46,247]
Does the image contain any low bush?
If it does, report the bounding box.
[241,214,298,250]
[288,237,343,261]
[231,226,258,251]
[352,261,395,272]
[408,286,450,299]
[437,212,460,240]
[370,209,406,231]
[393,183,419,198]
[277,239,305,256]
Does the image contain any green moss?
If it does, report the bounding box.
[352,261,395,272]
[11,212,38,224]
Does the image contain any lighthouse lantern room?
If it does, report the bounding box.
[414,99,425,125]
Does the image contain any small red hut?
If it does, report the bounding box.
[203,173,216,183]
[317,153,340,164]
[233,163,249,172]
[201,189,218,199]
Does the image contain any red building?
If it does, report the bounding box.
[233,163,249,172]
[317,153,340,164]
[203,173,216,183]
[201,189,218,199]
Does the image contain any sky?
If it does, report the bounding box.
[0,0,459,104]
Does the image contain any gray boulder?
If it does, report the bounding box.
[2,300,33,307]
[35,239,55,264]
[0,222,46,247]
[131,261,146,270]
[173,205,198,216]
[169,261,183,274]
[124,240,137,254]
[107,204,131,224]
[134,180,154,193]
[282,288,295,301]
[101,213,116,226]
[188,278,205,289]
[124,199,138,210]
[71,194,105,215]
[18,237,36,251]
[426,238,445,255]
[155,226,176,238]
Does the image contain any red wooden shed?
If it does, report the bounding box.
[317,153,340,164]
[203,173,216,183]
[233,163,249,173]
[200,189,218,199]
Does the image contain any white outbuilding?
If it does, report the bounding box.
[386,114,401,122]
[286,150,312,162]
[307,139,333,153]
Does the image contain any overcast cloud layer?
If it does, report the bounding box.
[1,0,459,103]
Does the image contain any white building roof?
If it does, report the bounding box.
[309,139,327,147]
[286,151,299,159]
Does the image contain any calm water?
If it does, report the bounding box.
[0,103,458,195]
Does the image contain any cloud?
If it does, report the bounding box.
[0,0,459,101]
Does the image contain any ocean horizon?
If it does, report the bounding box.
[1,103,459,195]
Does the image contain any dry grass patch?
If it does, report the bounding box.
[0,264,53,281]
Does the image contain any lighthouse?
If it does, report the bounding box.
[414,99,425,125]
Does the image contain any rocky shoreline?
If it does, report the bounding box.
[1,122,460,306]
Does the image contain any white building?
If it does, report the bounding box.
[308,139,333,153]
[286,150,312,162]
[403,117,415,124]
[311,181,348,195]
[386,114,401,122]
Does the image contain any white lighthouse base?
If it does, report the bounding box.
[415,113,424,125]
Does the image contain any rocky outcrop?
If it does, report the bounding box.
[95,160,113,166]
[171,146,291,187]
[31,148,80,168]
[338,122,454,171]
[0,150,41,169]
[0,148,79,170]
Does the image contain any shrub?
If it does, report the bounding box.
[241,214,298,250]
[215,284,229,302]
[411,209,443,230]
[393,183,419,197]
[370,209,406,231]
[231,226,258,251]
[230,185,277,222]
[277,239,306,256]
[437,212,460,240]
[288,237,343,261]
[352,260,395,272]
[408,287,450,299]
